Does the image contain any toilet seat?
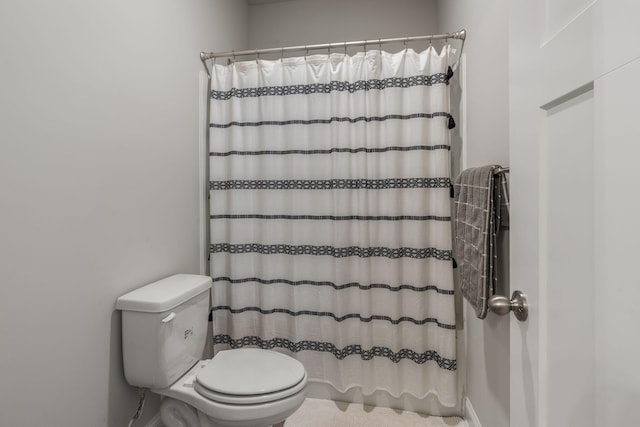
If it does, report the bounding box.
[194,348,307,405]
[194,372,307,405]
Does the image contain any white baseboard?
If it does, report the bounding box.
[143,413,162,427]
[463,397,481,427]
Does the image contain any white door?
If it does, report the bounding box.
[509,0,640,426]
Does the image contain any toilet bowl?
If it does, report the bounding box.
[156,349,308,427]
[115,274,308,427]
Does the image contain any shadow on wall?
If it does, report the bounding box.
[449,61,464,332]
[108,310,160,427]
[481,223,510,422]
[449,62,463,180]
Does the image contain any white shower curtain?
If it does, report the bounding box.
[208,46,457,406]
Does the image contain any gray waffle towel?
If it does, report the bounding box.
[454,165,509,319]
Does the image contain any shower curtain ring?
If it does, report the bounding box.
[343,42,347,55]
[378,38,382,51]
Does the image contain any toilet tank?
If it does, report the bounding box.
[116,274,212,389]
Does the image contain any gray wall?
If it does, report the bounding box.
[0,1,247,426]
[437,1,510,427]
[248,0,439,50]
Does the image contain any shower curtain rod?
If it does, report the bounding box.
[200,29,466,77]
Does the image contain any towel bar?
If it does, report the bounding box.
[488,290,528,321]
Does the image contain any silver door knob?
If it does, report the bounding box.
[488,290,528,321]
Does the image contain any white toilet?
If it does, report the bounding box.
[116,274,308,427]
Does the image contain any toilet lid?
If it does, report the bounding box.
[196,348,306,396]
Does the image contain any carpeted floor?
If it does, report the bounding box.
[284,398,468,427]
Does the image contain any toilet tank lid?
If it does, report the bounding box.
[116,274,212,313]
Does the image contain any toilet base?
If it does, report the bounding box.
[154,359,307,427]
[160,396,299,427]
